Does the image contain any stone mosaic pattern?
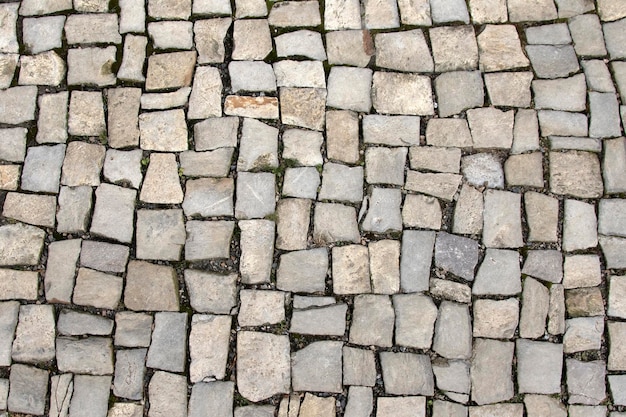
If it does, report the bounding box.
[1,0,626,416]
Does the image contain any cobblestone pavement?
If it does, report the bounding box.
[1,0,626,416]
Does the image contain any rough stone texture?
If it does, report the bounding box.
[435,232,479,281]
[550,151,603,198]
[333,245,371,294]
[90,183,136,244]
[462,153,503,189]
[7,364,48,415]
[473,249,522,296]
[136,209,186,261]
[56,336,114,375]
[362,188,403,233]
[520,277,550,339]
[483,190,524,248]
[12,304,56,363]
[433,302,472,360]
[380,352,434,396]
[326,67,372,112]
[314,203,360,244]
[148,372,187,417]
[435,71,484,118]
[471,338,515,404]
[377,397,426,417]
[0,223,45,266]
[183,178,234,217]
[394,293,437,349]
[125,261,179,312]
[189,314,231,383]
[477,25,530,72]
[375,30,433,72]
[240,290,285,327]
[567,359,606,405]
[473,299,519,339]
[292,341,343,393]
[185,271,237,314]
[240,220,274,284]
[277,248,328,293]
[372,72,434,116]
[517,340,563,394]
[349,295,395,347]
[146,312,187,373]
[525,192,559,242]
[343,346,376,387]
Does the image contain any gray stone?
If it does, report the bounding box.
[362,0,400,28]
[146,312,187,373]
[326,30,374,67]
[381,352,434,395]
[0,54,17,89]
[236,406,275,417]
[483,190,523,248]
[293,296,336,309]
[239,220,274,284]
[614,61,626,98]
[0,165,19,191]
[350,295,394,347]
[90,184,136,244]
[369,240,400,294]
[609,321,626,371]
[525,192,558,242]
[7,364,48,415]
[183,178,234,217]
[140,88,191,110]
[185,270,237,314]
[56,186,92,234]
[363,115,420,146]
[512,109,540,154]
[462,153,503,189]
[604,137,626,193]
[44,239,80,304]
[21,144,65,193]
[136,209,185,261]
[326,66,372,112]
[471,338,515,404]
[400,230,435,293]
[377,397,426,417]
[429,279,472,304]
[291,303,347,336]
[564,317,604,353]
[0,301,18,366]
[375,29,433,72]
[236,173,276,219]
[563,199,598,251]
[180,149,233,178]
[538,110,588,137]
[313,202,360,243]
[326,110,359,164]
[467,107,514,149]
[2,193,56,228]
[504,153,544,187]
[600,236,626,269]
[194,0,231,15]
[332,245,370,294]
[237,332,290,402]
[67,47,117,87]
[73,268,123,310]
[114,349,146,400]
[148,371,187,417]
[282,129,323,167]
[550,137,602,152]
[343,346,376,386]
[273,60,325,88]
[570,14,608,57]
[269,1,320,27]
[477,25,529,72]
[550,151,603,198]
[430,0,469,23]
[525,23,571,44]
[120,0,145,33]
[61,142,105,187]
[469,404,523,417]
[0,270,38,301]
[229,61,276,93]
[430,25,478,72]
[0,4,18,53]
[524,395,567,417]
[124,261,179,312]
[237,118,278,170]
[195,117,238,151]
[567,359,606,405]
[48,373,72,417]
[277,248,328,293]
[145,51,196,91]
[362,188,403,233]
[589,92,621,138]
[517,340,563,394]
[0,128,26,163]
[56,336,114,375]
[117,35,147,83]
[0,223,45,266]
[484,72,533,108]
[453,184,483,235]
[609,375,626,405]
[564,255,601,288]
[526,45,579,79]
[473,249,522,296]
[603,18,626,59]
[410,146,461,173]
[554,0,594,17]
[433,302,472,360]
[65,14,121,45]
[433,401,468,417]
[0,86,36,125]
[520,277,550,339]
[189,315,231,383]
[140,109,188,151]
[239,290,285,327]
[566,287,605,317]
[522,250,563,284]
[609,276,626,318]
[148,21,193,50]
[194,18,231,64]
[324,0,361,29]
[104,149,143,188]
[275,30,327,61]
[394,293,437,349]
[57,310,113,336]
[74,0,109,12]
[188,66,223,119]
[68,91,106,137]
[282,168,320,199]
[473,299,519,339]
[189,382,233,417]
[548,284,566,335]
[372,72,434,115]
[292,341,343,393]
[107,88,141,149]
[185,220,234,260]
[402,194,442,230]
[569,406,607,417]
[397,0,431,25]
[435,232,479,281]
[12,304,56,363]
[298,394,335,416]
[344,386,373,417]
[435,71,484,118]
[114,312,153,348]
[405,171,462,201]
[433,360,471,394]
[508,0,557,20]
[18,51,65,86]
[232,19,272,60]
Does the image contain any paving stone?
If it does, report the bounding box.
[430,0,469,23]
[185,270,237,314]
[34,92,67,145]
[10,304,54,364]
[239,290,285,327]
[0,269,38,301]
[65,14,121,45]
[522,250,563,284]
[117,35,147,83]
[363,115,420,146]
[326,110,359,164]
[237,331,290,402]
[468,0,506,23]
[471,338,515,404]
[185,220,233,260]
[554,0,594,17]
[344,386,373,417]
[400,230,435,292]
[67,47,117,86]
[114,312,153,348]
[44,239,80,304]
[148,0,190,18]
[237,118,279,171]
[550,137,602,152]
[405,171,462,201]
[0,54,17,89]
[324,0,361,29]
[603,18,626,59]
[48,373,73,417]
[135,209,185,261]
[589,92,621,138]
[291,303,347,336]
[235,405,275,417]
[119,0,144,33]
[57,310,113,336]
[188,314,231,383]
[526,45,579,79]
[473,299,519,339]
[148,21,193,50]
[372,72,434,116]
[343,346,376,386]
[564,316,604,353]
[0,301,18,366]
[566,359,606,405]
[61,143,105,189]
[235,172,276,219]
[550,151,603,198]
[569,406,608,417]
[426,118,475,147]
[124,261,179,312]
[462,153,503,188]
[148,371,187,417]
[194,18,231,64]
[564,255,602,288]
[519,277,550,339]
[73,268,123,310]
[402,194,442,230]
[469,404,523,417]
[375,29,433,72]
[517,340,563,394]
[78,240,128,275]
[609,375,626,405]
[292,341,343,393]
[614,61,626,98]
[434,232,479,281]
[508,0,557,21]
[393,293,437,349]
[141,88,191,110]
[145,51,196,92]
[268,1,320,27]
[604,137,626,193]
[569,14,608,57]
[600,235,626,269]
[280,87,326,131]
[104,149,143,189]
[282,168,320,199]
[332,245,370,294]
[19,0,71,15]
[56,186,92,234]
[193,0,232,15]
[113,349,146,401]
[273,60,325,89]
[369,240,400,294]
[183,178,234,217]
[277,248,328,292]
[524,192,558,243]
[538,110,588,137]
[0,132,27,163]
[377,397,426,417]
[17,51,65,86]
[362,187,403,233]
[326,67,372,112]
[140,110,189,152]
[56,336,114,375]
[229,61,276,93]
[608,321,626,371]
[74,0,109,11]
[107,88,141,149]
[0,165,19,191]
[350,294,394,347]
[395,0,430,25]
[275,30,327,61]
[433,401,468,417]
[453,184,483,235]
[0,86,37,124]
[145,312,187,374]
[180,149,233,178]
[189,383,234,417]
[504,152,544,187]
[240,220,274,284]
[525,23,571,45]
[362,0,400,28]
[477,25,529,72]
[473,249,522,296]
[524,395,567,417]
[563,199,598,251]
[2,192,56,228]
[410,146,461,173]
[187,66,223,119]
[381,352,434,396]
[194,117,238,151]
[548,284,566,335]
[483,190,523,248]
[232,19,272,60]
[435,71,484,118]
[430,26,478,72]
[275,199,310,251]
[0,4,18,54]
[68,93,106,139]
[7,364,48,415]
[485,72,533,108]
[566,287,605,317]
[299,393,336,417]
[430,278,472,304]
[467,107,514,149]
[609,275,626,318]
[326,30,374,67]
[313,202,360,244]
[433,301,472,360]
[224,95,279,119]
[0,223,45,266]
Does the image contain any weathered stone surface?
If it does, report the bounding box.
[533,75,587,111]
[483,190,523,248]
[375,29,433,72]
[473,299,519,339]
[148,21,193,50]
[343,346,376,386]
[183,178,234,217]
[120,0,144,33]
[435,71,484,118]
[185,270,237,314]
[139,109,188,152]
[107,88,140,149]
[67,47,117,86]
[0,223,45,267]
[326,30,374,68]
[524,395,567,417]
[563,199,598,251]
[520,277,550,339]
[57,310,113,336]
[364,115,420,146]
[550,151,603,198]
[12,304,56,363]
[525,192,558,242]
[280,88,326,131]
[136,209,185,261]
[405,171,462,201]
[566,287,605,317]
[113,349,146,400]
[56,336,114,375]
[471,338,515,405]
[333,245,370,294]
[369,240,400,294]
[0,129,26,164]
[477,25,529,72]
[362,188,403,233]
[237,332,290,402]
[190,314,231,383]
[115,312,153,348]
[274,60,326,88]
[527,45,579,79]
[564,255,601,288]
[314,202,360,244]
[18,51,65,86]
[44,239,80,304]
[381,352,434,396]
[238,118,278,171]
[402,194,442,230]
[432,359,471,395]
[277,248,328,293]
[282,168,320,199]
[148,372,187,417]
[232,19,272,60]
[275,30,327,60]
[468,107,514,149]
[235,173,276,219]
[146,312,187,373]
[188,66,222,119]
[517,340,563,394]
[377,397,426,417]
[240,220,274,284]
[564,317,604,353]
[522,250,563,284]
[291,303,347,336]
[433,302,472,360]
[21,143,65,193]
[293,341,343,393]
[372,72,434,115]
[185,220,233,260]
[7,364,48,415]
[117,35,147,83]
[73,268,123,310]
[104,149,143,189]
[239,290,285,327]
[0,301,18,366]
[188,381,233,417]
[462,153,503,189]
[350,295,394,347]
[604,137,626,193]
[49,373,73,417]
[567,359,606,405]
[401,230,435,293]
[430,279,471,304]
[180,149,233,178]
[2,193,56,228]
[125,261,179,312]
[327,66,372,112]
[435,232,479,281]
[394,293,437,349]
[473,249,522,296]
[145,51,196,91]
[548,284,566,336]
